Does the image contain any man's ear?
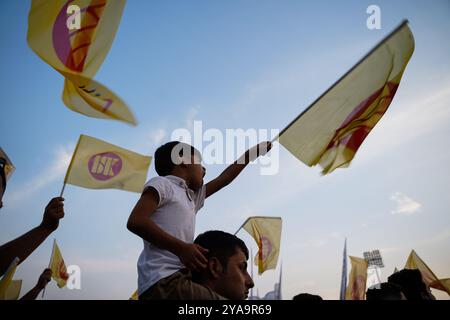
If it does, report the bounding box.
[208,257,223,279]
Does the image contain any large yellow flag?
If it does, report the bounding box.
[405,250,450,295]
[49,240,69,288]
[27,0,137,125]
[64,135,151,193]
[0,147,15,181]
[0,257,20,300]
[345,256,368,300]
[241,217,282,274]
[277,21,414,174]
[4,280,22,300]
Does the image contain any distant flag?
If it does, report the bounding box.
[0,147,15,181]
[27,0,137,125]
[274,21,414,174]
[345,256,368,300]
[339,238,347,300]
[237,217,282,274]
[49,240,69,288]
[129,289,138,300]
[62,134,152,194]
[405,250,450,295]
[0,257,20,300]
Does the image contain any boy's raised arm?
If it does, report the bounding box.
[205,141,272,198]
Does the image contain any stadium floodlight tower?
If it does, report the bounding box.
[363,249,384,289]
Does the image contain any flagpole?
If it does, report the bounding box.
[271,20,410,143]
[60,183,66,197]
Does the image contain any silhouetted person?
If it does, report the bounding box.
[293,293,323,301]
[366,282,406,300]
[20,268,52,300]
[388,269,436,300]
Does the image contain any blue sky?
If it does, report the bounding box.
[1,0,449,299]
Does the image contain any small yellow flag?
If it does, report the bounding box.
[27,0,137,125]
[0,147,15,181]
[0,257,20,300]
[64,135,152,193]
[242,217,282,275]
[277,21,414,174]
[345,256,368,300]
[129,289,138,300]
[49,240,69,288]
[405,250,450,295]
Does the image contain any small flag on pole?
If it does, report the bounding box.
[49,240,69,288]
[345,256,368,300]
[239,217,282,275]
[63,135,152,193]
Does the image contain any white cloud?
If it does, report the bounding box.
[390,192,422,215]
[8,144,73,204]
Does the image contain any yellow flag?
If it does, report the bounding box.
[64,135,152,193]
[27,0,137,125]
[430,279,450,295]
[242,217,282,275]
[49,240,69,288]
[0,147,15,181]
[129,289,138,300]
[4,280,22,300]
[405,250,450,295]
[0,257,20,300]
[277,21,414,174]
[345,256,368,300]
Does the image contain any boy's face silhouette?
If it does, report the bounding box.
[186,153,205,192]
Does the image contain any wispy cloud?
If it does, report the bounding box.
[390,192,422,215]
[8,144,73,204]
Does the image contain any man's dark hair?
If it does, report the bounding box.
[366,282,404,300]
[388,269,426,300]
[154,141,201,176]
[192,230,249,280]
[292,293,323,301]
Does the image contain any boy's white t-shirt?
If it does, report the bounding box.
[137,175,206,296]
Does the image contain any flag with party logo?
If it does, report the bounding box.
[277,21,414,174]
[49,240,69,288]
[64,135,151,193]
[0,257,20,300]
[241,217,282,275]
[345,256,368,300]
[27,0,136,125]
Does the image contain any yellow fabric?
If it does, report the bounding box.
[64,134,151,193]
[405,250,450,295]
[278,22,415,174]
[49,240,69,288]
[129,289,138,300]
[345,256,368,300]
[27,0,136,125]
[0,257,20,300]
[4,280,22,300]
[0,147,15,181]
[242,217,282,275]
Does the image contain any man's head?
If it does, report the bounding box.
[154,141,205,191]
[292,293,323,301]
[366,282,406,300]
[388,269,435,300]
[193,230,254,300]
[0,157,7,209]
